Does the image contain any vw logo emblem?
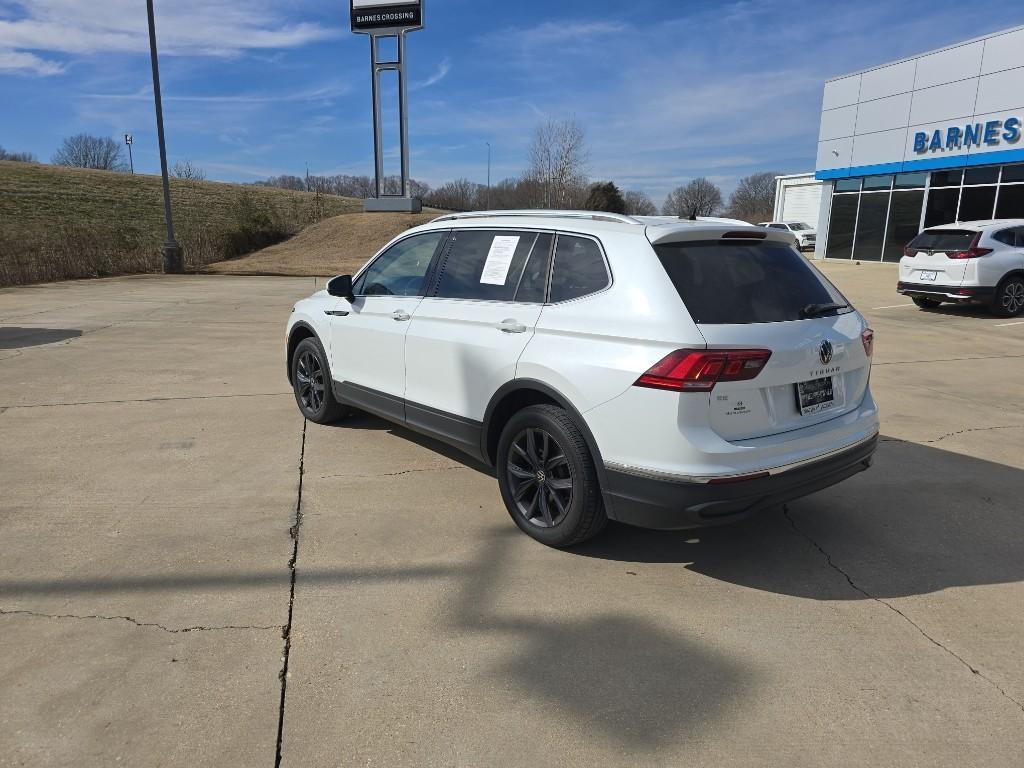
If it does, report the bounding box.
[819,340,834,366]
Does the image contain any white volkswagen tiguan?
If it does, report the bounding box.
[287,211,879,547]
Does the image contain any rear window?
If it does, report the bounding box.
[908,229,976,252]
[653,240,850,324]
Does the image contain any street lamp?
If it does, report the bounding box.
[146,0,182,274]
[486,142,491,210]
[124,134,134,174]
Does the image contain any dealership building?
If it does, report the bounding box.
[813,24,1024,261]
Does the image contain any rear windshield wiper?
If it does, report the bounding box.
[800,302,849,318]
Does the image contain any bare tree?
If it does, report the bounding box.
[424,178,483,211]
[525,117,590,208]
[662,178,723,218]
[726,171,779,223]
[52,134,126,171]
[0,146,37,163]
[622,189,657,216]
[171,160,206,181]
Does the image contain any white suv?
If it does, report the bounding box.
[757,221,817,251]
[898,220,1024,317]
[287,211,879,547]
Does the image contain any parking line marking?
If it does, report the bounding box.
[872,303,915,309]
[994,320,1024,327]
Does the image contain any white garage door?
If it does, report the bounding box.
[782,184,822,229]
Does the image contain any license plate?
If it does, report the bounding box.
[796,377,835,415]
[919,270,938,282]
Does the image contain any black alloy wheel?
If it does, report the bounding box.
[290,336,347,423]
[496,404,607,547]
[506,427,574,529]
[295,349,325,414]
[994,277,1024,317]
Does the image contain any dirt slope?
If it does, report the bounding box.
[204,211,443,276]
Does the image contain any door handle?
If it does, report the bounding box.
[498,319,528,334]
[392,310,411,322]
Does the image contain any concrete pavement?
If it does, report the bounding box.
[1,265,1021,766]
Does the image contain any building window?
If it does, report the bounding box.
[853,193,888,260]
[883,191,925,262]
[825,194,858,259]
[924,188,960,228]
[995,184,1024,219]
[930,170,962,187]
[963,167,1000,185]
[862,175,893,191]
[957,186,997,222]
[826,162,1024,261]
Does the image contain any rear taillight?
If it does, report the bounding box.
[635,349,772,393]
[861,329,874,357]
[903,246,917,258]
[949,233,993,259]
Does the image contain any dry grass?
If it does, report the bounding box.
[204,211,443,276]
[0,161,362,287]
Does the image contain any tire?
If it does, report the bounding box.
[912,297,942,309]
[991,276,1024,318]
[496,404,607,547]
[290,337,348,424]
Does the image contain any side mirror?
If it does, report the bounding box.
[327,274,355,302]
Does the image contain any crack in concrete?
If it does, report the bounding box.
[0,392,291,410]
[879,425,1024,445]
[275,418,307,767]
[782,507,1024,716]
[318,465,468,480]
[0,608,278,634]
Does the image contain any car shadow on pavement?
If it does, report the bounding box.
[0,327,82,349]
[913,303,1000,319]
[331,410,495,476]
[446,528,751,751]
[574,437,1024,601]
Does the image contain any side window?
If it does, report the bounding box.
[353,232,444,297]
[549,234,610,303]
[769,223,786,230]
[514,233,553,303]
[1015,228,1024,247]
[992,229,1015,245]
[432,230,544,301]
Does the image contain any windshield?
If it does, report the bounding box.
[788,222,811,231]
[653,240,851,324]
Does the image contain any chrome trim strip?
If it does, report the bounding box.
[604,430,880,485]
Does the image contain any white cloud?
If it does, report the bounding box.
[0,48,64,75]
[0,0,337,68]
[413,56,450,90]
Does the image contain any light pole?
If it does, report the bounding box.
[146,0,182,274]
[124,134,134,174]
[486,142,491,209]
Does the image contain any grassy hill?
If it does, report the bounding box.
[205,211,442,277]
[0,161,362,287]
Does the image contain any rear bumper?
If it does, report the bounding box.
[897,282,995,303]
[603,434,878,530]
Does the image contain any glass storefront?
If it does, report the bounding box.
[825,163,1024,261]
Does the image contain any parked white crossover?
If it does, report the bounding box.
[287,211,879,546]
[757,221,817,251]
[898,220,1024,317]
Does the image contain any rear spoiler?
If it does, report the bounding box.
[646,223,797,247]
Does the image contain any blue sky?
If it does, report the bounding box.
[1,0,1022,202]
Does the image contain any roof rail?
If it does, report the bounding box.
[429,210,642,225]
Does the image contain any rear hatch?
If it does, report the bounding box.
[650,234,871,441]
[900,229,979,287]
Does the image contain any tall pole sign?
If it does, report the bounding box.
[351,0,424,213]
